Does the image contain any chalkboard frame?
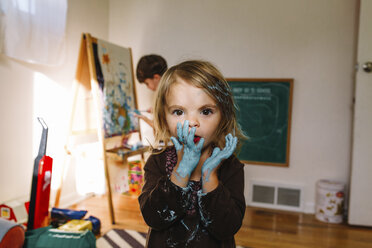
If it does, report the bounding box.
[227,78,294,167]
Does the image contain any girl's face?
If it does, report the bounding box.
[165,78,221,149]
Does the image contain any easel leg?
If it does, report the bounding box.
[102,154,115,224]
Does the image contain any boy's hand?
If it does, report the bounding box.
[202,133,237,182]
[170,120,204,179]
[133,110,154,128]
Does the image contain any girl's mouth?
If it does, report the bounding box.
[193,135,201,144]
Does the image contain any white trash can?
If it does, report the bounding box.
[315,179,345,223]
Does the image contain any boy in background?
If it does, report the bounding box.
[134,54,168,128]
[136,54,167,91]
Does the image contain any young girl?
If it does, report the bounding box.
[138,60,246,247]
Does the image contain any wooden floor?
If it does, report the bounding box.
[69,193,372,248]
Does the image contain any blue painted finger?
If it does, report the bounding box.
[182,120,189,144]
[225,136,238,158]
[177,122,183,143]
[211,147,220,158]
[171,136,183,151]
[187,127,196,146]
[196,137,205,151]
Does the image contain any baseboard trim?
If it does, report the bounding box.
[59,192,93,208]
[304,202,315,214]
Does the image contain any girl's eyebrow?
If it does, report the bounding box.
[199,104,218,109]
[167,104,218,109]
[167,104,184,109]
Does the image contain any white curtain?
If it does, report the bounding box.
[0,0,67,66]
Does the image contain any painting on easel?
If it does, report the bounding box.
[55,33,146,224]
[93,39,139,138]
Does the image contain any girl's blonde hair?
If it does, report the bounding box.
[152,60,246,151]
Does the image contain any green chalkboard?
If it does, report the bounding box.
[227,79,293,167]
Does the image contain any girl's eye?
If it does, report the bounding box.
[172,109,184,116]
[201,108,213,115]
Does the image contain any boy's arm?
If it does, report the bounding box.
[133,113,154,128]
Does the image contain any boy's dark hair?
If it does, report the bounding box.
[136,54,168,83]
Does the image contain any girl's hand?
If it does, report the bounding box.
[170,120,204,179]
[202,133,237,182]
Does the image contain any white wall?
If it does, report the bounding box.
[0,0,109,206]
[108,0,358,212]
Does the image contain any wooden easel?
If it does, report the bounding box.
[54,33,147,224]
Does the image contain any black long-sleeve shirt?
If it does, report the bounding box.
[138,147,245,248]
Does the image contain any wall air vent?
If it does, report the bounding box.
[249,180,303,212]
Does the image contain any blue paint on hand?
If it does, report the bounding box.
[170,120,204,179]
[133,109,141,115]
[202,133,237,182]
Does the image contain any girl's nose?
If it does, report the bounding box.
[188,117,200,128]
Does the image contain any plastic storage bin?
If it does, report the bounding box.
[315,179,345,223]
